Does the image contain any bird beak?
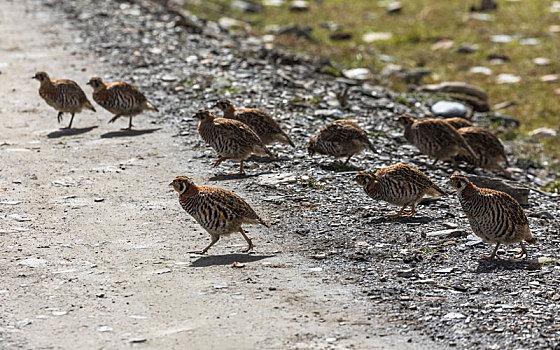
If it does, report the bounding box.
[86,81,91,85]
[31,75,37,79]
[211,104,218,109]
[168,182,174,187]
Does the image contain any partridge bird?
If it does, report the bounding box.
[308,119,375,165]
[444,117,474,130]
[32,71,96,128]
[356,163,445,217]
[449,174,535,260]
[398,115,477,167]
[87,77,158,130]
[170,176,268,254]
[214,98,295,147]
[194,109,273,174]
[456,126,510,177]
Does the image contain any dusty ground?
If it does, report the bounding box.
[0,1,440,349]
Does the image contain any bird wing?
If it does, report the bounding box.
[107,82,147,102]
[54,79,89,102]
[492,191,529,226]
[214,118,265,147]
[199,187,264,224]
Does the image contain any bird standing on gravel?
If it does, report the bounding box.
[355,163,446,217]
[194,109,273,175]
[170,176,268,254]
[32,71,96,129]
[397,115,477,167]
[87,77,158,130]
[449,173,535,260]
[308,119,375,165]
[443,117,474,130]
[456,126,510,177]
[214,98,295,147]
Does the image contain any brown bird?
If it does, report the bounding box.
[398,115,477,167]
[355,163,446,217]
[214,98,295,147]
[87,77,158,130]
[170,176,268,254]
[308,119,375,165]
[444,117,474,130]
[32,71,95,128]
[456,126,510,177]
[449,174,535,260]
[194,109,273,175]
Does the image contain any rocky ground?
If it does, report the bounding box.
[2,0,560,349]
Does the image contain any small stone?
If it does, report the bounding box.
[491,35,512,43]
[94,198,104,202]
[362,32,393,42]
[263,0,284,6]
[427,229,467,239]
[258,173,297,187]
[218,17,247,30]
[457,43,478,53]
[98,326,112,332]
[519,38,540,46]
[435,267,454,274]
[161,75,178,82]
[231,0,263,13]
[18,258,47,268]
[386,1,402,14]
[537,257,556,264]
[314,109,343,118]
[533,57,551,66]
[129,338,147,343]
[469,66,492,76]
[431,39,454,51]
[442,312,466,320]
[540,74,560,83]
[397,268,416,278]
[496,74,521,84]
[431,101,467,118]
[529,127,557,140]
[342,68,372,80]
[290,0,309,12]
[470,13,494,21]
[232,262,245,268]
[52,311,67,316]
[549,24,560,33]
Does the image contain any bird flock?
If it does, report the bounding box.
[33,71,535,261]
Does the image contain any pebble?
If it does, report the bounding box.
[18,258,47,268]
[529,127,557,140]
[435,267,454,274]
[427,229,467,239]
[496,74,521,84]
[490,35,512,43]
[431,39,454,51]
[386,1,402,14]
[469,66,492,75]
[519,38,540,46]
[342,68,372,81]
[533,57,551,66]
[442,312,466,320]
[540,74,560,83]
[290,0,309,12]
[431,101,467,118]
[362,32,393,42]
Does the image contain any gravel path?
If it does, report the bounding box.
[1,0,559,349]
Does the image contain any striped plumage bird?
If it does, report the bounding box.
[449,174,535,260]
[87,77,158,130]
[32,71,96,129]
[398,115,477,167]
[194,109,273,175]
[214,98,295,147]
[170,176,268,254]
[308,119,375,165]
[444,117,474,130]
[356,163,446,217]
[456,126,510,177]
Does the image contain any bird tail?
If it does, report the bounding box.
[427,184,447,197]
[459,136,478,160]
[368,139,376,153]
[259,217,270,228]
[280,131,295,147]
[146,101,159,112]
[86,101,96,112]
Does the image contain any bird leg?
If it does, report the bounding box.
[239,228,253,253]
[213,157,225,167]
[408,203,417,215]
[431,158,438,166]
[238,160,245,175]
[189,235,219,255]
[388,205,409,218]
[481,243,500,260]
[125,116,133,130]
[66,113,75,129]
[343,154,354,165]
[57,112,63,124]
[512,242,528,260]
[108,114,122,124]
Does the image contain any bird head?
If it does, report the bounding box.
[397,114,414,128]
[32,71,49,82]
[355,171,377,187]
[193,109,214,122]
[307,137,318,156]
[213,98,234,111]
[449,173,471,193]
[86,77,105,91]
[169,176,195,194]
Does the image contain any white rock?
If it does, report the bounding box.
[443,312,466,320]
[342,68,372,80]
[529,127,557,140]
[491,35,512,43]
[496,74,521,84]
[362,32,393,42]
[18,258,47,268]
[469,66,492,75]
[533,57,551,66]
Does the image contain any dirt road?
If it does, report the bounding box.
[0,1,439,349]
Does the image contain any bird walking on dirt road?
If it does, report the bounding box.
[308,119,375,165]
[32,71,95,129]
[195,109,273,175]
[355,163,446,217]
[214,98,295,147]
[449,173,535,260]
[456,126,510,177]
[397,114,477,167]
[87,77,158,130]
[170,176,268,254]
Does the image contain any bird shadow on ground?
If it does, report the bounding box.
[475,258,541,273]
[100,128,161,138]
[190,253,275,267]
[209,170,272,181]
[368,215,434,225]
[47,126,98,139]
[248,155,290,163]
[320,162,363,172]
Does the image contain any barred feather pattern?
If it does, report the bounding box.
[198,116,272,161]
[175,180,268,236]
[457,184,532,245]
[402,118,477,161]
[311,120,374,158]
[93,82,154,116]
[444,117,474,130]
[39,79,94,113]
[357,163,444,207]
[229,109,295,146]
[457,126,509,170]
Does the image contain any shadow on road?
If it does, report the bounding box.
[47,126,98,138]
[100,128,161,138]
[475,258,541,273]
[209,170,272,181]
[368,215,434,225]
[190,253,275,267]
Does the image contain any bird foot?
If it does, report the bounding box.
[120,127,133,131]
[241,246,253,253]
[188,250,206,255]
[480,255,497,261]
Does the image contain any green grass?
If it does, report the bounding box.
[184,0,560,166]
